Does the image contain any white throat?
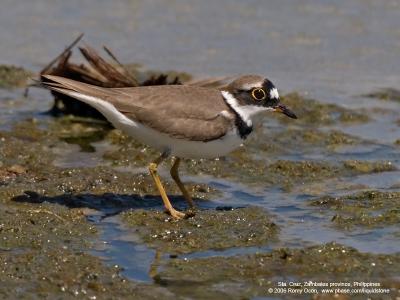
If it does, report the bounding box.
[221,91,273,127]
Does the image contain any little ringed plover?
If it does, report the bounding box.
[41,74,297,219]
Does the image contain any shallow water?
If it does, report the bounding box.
[1,0,400,98]
[0,0,399,298]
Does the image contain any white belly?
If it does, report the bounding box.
[121,122,242,158]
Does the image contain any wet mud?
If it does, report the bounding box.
[155,243,400,299]
[121,207,278,254]
[310,190,400,230]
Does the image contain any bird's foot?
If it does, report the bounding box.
[168,208,195,220]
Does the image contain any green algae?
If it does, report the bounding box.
[155,242,400,299]
[121,207,278,254]
[54,118,111,152]
[343,160,395,173]
[271,128,359,149]
[0,65,32,88]
[310,190,400,229]
[279,92,370,125]
[184,158,396,191]
[364,88,400,102]
[244,127,363,159]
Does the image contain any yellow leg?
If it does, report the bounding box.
[170,157,195,208]
[149,153,185,219]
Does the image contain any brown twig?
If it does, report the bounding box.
[40,33,84,75]
[79,44,137,87]
[103,45,139,86]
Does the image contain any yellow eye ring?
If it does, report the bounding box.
[251,88,266,101]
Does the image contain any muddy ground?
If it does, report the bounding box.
[0,65,399,299]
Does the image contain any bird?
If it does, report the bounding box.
[40,74,297,219]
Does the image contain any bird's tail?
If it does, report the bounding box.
[40,75,137,128]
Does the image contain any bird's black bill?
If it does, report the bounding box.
[274,104,297,119]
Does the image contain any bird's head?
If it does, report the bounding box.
[222,75,297,126]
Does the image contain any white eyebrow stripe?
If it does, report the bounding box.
[240,81,264,90]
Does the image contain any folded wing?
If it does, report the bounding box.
[41,75,234,141]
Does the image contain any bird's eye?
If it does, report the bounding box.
[251,88,266,101]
